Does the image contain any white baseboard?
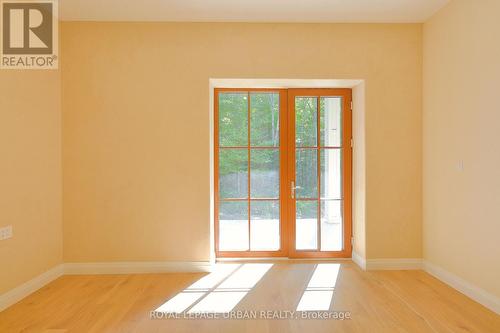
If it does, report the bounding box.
[366,258,422,270]
[423,260,500,315]
[352,256,499,314]
[351,251,366,270]
[351,252,422,271]
[0,264,64,313]
[0,261,212,312]
[63,261,213,275]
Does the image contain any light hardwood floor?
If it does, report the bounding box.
[0,262,498,332]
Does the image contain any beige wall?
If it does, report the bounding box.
[0,70,62,294]
[423,0,500,297]
[61,22,422,262]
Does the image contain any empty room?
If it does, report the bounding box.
[0,0,499,332]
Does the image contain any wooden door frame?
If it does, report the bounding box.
[287,88,352,258]
[214,88,352,259]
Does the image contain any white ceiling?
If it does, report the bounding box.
[60,0,450,23]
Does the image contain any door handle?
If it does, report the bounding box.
[291,181,301,199]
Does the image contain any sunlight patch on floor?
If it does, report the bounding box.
[154,264,240,313]
[188,263,272,313]
[154,263,273,314]
[296,263,340,311]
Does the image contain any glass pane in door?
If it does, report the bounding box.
[295,97,317,146]
[219,201,249,251]
[250,93,279,147]
[320,200,343,251]
[219,149,248,199]
[320,97,342,147]
[250,149,279,198]
[320,149,341,200]
[219,93,248,147]
[250,201,280,250]
[295,149,317,198]
[296,201,318,250]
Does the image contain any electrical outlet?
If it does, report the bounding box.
[0,225,13,240]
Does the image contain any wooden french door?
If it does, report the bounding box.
[287,89,352,258]
[215,89,289,258]
[214,88,351,258]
